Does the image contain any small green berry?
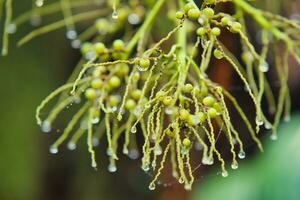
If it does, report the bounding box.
[115,63,129,77]
[176,11,185,19]
[202,7,214,18]
[187,8,200,20]
[196,27,207,36]
[213,49,223,59]
[94,42,106,54]
[91,78,103,89]
[230,22,242,33]
[132,72,140,81]
[156,91,166,101]
[198,112,207,123]
[108,76,121,88]
[125,99,136,110]
[205,0,215,5]
[182,138,191,147]
[203,96,216,107]
[221,17,230,26]
[131,89,142,100]
[163,96,173,106]
[183,83,193,93]
[113,39,125,51]
[80,42,93,55]
[166,128,175,138]
[213,102,222,113]
[184,3,195,13]
[138,58,151,70]
[208,107,218,118]
[85,88,96,100]
[211,27,221,36]
[108,95,120,107]
[179,109,190,121]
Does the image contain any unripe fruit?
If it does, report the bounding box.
[138,58,151,70]
[184,3,195,13]
[183,83,193,93]
[80,42,93,55]
[94,42,106,54]
[125,99,136,110]
[115,63,129,77]
[208,107,218,118]
[211,27,221,36]
[91,78,103,89]
[182,138,191,147]
[203,96,216,107]
[230,22,242,33]
[179,109,190,121]
[197,27,207,36]
[176,11,185,19]
[202,7,214,18]
[85,88,96,100]
[163,96,173,106]
[198,112,207,123]
[131,89,142,100]
[166,129,175,138]
[108,95,120,107]
[113,39,125,51]
[187,8,200,20]
[108,76,121,88]
[213,49,223,59]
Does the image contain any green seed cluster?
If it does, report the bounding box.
[30,0,300,192]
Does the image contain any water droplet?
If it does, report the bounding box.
[35,0,44,7]
[131,126,137,133]
[128,149,139,160]
[154,145,162,155]
[231,162,239,169]
[92,137,99,147]
[194,142,203,151]
[106,148,113,156]
[30,14,42,26]
[122,148,129,155]
[6,23,17,34]
[66,29,77,40]
[202,156,214,165]
[172,171,178,178]
[91,161,97,169]
[41,121,51,133]
[142,164,150,172]
[71,39,81,49]
[221,170,228,177]
[178,177,184,184]
[49,146,58,154]
[149,183,156,190]
[255,117,264,126]
[270,133,278,141]
[184,184,192,191]
[264,122,272,130]
[151,160,156,169]
[284,115,291,122]
[137,65,148,72]
[117,113,123,121]
[108,163,117,173]
[92,116,100,124]
[238,150,246,159]
[259,62,269,72]
[128,13,141,25]
[67,142,76,150]
[112,11,119,20]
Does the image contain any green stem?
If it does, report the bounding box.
[232,0,290,43]
[126,0,166,57]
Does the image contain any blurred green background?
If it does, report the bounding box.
[0,1,300,200]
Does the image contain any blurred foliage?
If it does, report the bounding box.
[193,113,300,200]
